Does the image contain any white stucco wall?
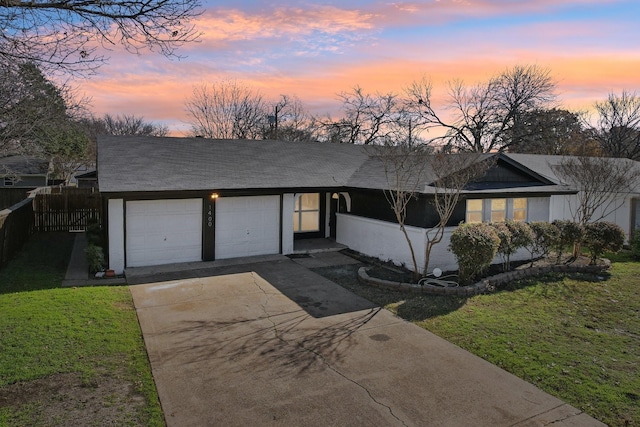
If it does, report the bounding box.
[337,213,532,275]
[527,197,551,222]
[107,198,125,275]
[336,213,430,273]
[550,193,634,238]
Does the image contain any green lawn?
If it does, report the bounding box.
[313,253,640,427]
[0,233,163,426]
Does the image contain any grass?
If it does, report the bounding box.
[0,233,164,426]
[313,252,640,427]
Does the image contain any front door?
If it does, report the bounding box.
[328,193,347,240]
[329,196,338,239]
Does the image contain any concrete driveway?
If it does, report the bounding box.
[129,255,604,427]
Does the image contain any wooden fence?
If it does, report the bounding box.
[34,187,102,232]
[0,196,35,267]
[0,188,32,210]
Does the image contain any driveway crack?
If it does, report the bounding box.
[249,273,408,426]
[298,339,410,427]
[250,273,287,342]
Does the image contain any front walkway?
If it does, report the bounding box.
[62,233,123,287]
[129,254,605,427]
[293,238,347,254]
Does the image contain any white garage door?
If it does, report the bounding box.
[126,199,202,267]
[215,195,280,259]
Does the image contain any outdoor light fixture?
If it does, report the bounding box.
[210,193,219,200]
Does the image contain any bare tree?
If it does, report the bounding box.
[327,86,399,145]
[554,156,640,226]
[264,95,318,142]
[422,153,491,274]
[323,85,430,146]
[1,0,201,75]
[184,80,268,140]
[368,140,430,279]
[370,140,490,278]
[592,91,640,160]
[100,114,169,137]
[407,64,556,152]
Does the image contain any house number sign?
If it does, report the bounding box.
[207,204,213,228]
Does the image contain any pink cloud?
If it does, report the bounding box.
[72,0,639,136]
[79,49,640,137]
[195,6,377,45]
[375,0,620,25]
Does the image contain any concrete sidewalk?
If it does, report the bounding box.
[62,233,126,287]
[129,256,605,427]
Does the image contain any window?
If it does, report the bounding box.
[513,198,527,222]
[490,199,506,222]
[293,193,320,232]
[466,197,529,223]
[466,199,483,223]
[3,177,16,187]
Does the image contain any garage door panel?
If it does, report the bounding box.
[215,196,280,259]
[126,199,202,267]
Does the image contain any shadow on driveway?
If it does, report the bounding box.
[129,258,605,427]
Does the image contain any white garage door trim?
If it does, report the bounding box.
[126,199,202,267]
[215,195,280,259]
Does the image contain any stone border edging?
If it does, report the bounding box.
[358,260,611,296]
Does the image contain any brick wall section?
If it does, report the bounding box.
[358,260,611,297]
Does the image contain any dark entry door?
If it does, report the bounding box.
[329,194,347,239]
[329,197,338,239]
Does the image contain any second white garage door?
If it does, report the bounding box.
[126,199,203,267]
[215,195,280,259]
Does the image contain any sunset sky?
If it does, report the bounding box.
[76,0,640,135]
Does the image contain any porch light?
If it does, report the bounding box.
[210,193,219,200]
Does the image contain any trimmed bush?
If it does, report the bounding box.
[492,220,534,271]
[85,220,103,247]
[491,222,512,272]
[527,221,559,264]
[551,220,584,262]
[85,244,105,274]
[449,223,500,285]
[583,221,625,264]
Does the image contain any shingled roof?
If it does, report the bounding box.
[0,156,50,175]
[503,153,640,188]
[97,136,590,195]
[98,136,371,193]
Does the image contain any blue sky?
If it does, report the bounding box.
[77,0,640,134]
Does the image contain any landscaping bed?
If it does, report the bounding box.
[312,250,640,426]
[359,253,610,296]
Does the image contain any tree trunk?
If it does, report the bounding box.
[399,224,420,282]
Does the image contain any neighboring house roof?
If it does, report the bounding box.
[97,136,582,195]
[0,156,50,175]
[503,153,640,191]
[75,170,97,179]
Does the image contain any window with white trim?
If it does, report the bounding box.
[466,198,529,223]
[293,193,320,232]
[466,199,483,223]
[512,198,527,222]
[491,199,506,222]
